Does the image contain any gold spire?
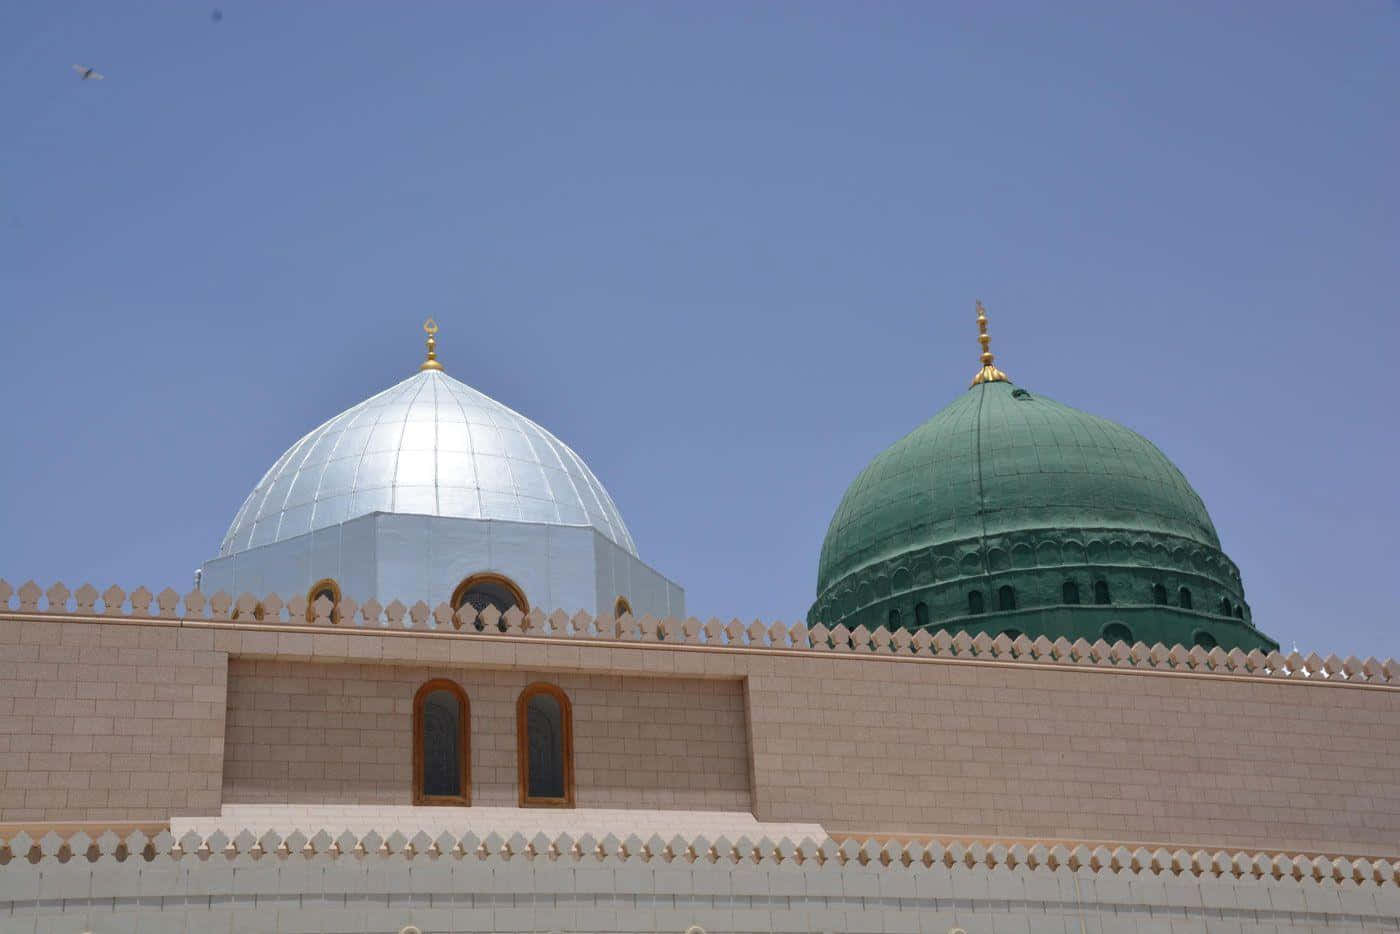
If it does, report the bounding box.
[419,318,443,372]
[969,299,1009,387]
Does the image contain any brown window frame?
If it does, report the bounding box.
[613,596,632,618]
[306,577,342,623]
[516,682,575,808]
[412,679,471,806]
[450,572,529,615]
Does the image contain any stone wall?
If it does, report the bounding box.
[746,655,1398,854]
[2,582,1398,861]
[2,829,1397,934]
[0,617,226,822]
[223,659,751,811]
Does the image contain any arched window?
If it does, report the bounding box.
[1192,630,1218,650]
[413,680,469,805]
[1233,605,1244,620]
[914,602,929,627]
[887,607,901,628]
[1219,597,1232,616]
[306,578,341,623]
[613,596,632,618]
[1093,580,1111,605]
[999,628,1023,640]
[1062,581,1080,605]
[517,683,574,808]
[1178,587,1193,610]
[997,585,1017,611]
[452,573,528,628]
[1151,583,1167,605]
[967,591,985,615]
[1101,621,1133,645]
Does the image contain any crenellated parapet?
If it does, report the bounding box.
[1,824,1398,887]
[0,577,1394,687]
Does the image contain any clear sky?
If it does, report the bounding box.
[2,2,1396,658]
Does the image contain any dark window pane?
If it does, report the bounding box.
[1062,581,1080,605]
[914,602,929,627]
[1094,581,1111,605]
[1102,622,1132,644]
[997,586,1016,611]
[421,690,460,797]
[456,581,519,614]
[967,591,984,615]
[526,693,565,799]
[1178,587,1193,610]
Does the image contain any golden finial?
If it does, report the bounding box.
[969,299,1009,387]
[419,317,444,372]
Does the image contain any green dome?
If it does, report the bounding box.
[813,380,1276,652]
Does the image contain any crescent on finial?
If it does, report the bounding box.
[419,318,444,372]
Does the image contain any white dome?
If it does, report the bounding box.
[219,369,638,558]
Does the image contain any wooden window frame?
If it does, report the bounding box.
[306,577,342,624]
[516,682,574,808]
[451,572,529,614]
[413,679,471,806]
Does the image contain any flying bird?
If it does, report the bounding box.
[72,64,104,81]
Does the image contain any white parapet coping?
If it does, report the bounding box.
[172,805,826,843]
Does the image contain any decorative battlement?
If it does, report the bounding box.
[1,578,1394,687]
[0,825,1397,887]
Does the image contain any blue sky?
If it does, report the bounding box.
[2,2,1395,658]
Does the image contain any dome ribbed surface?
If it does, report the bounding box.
[817,381,1219,595]
[219,370,636,558]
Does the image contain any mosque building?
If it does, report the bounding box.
[0,309,1395,933]
[812,303,1275,654]
[198,318,684,627]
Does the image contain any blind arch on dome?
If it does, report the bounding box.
[1101,621,1133,645]
[1093,580,1112,605]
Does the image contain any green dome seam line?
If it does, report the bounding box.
[972,383,992,591]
